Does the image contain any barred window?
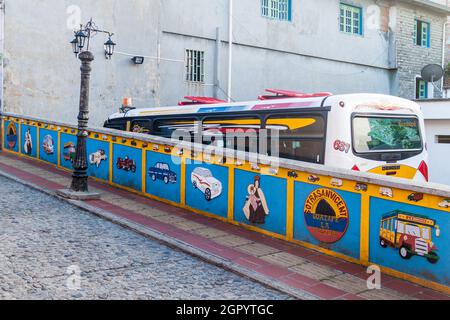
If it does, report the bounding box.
[261,0,291,21]
[185,49,205,83]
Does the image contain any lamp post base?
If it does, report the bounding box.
[57,189,101,201]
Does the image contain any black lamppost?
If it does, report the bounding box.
[59,19,116,199]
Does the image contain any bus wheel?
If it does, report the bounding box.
[399,246,411,260]
[380,239,388,248]
[427,252,439,264]
[193,181,198,189]
[151,174,157,181]
[164,176,169,184]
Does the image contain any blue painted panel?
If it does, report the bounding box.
[20,124,37,157]
[4,121,19,152]
[87,139,110,182]
[186,163,228,218]
[146,151,181,204]
[39,129,58,164]
[233,169,287,236]
[112,144,142,191]
[60,133,77,170]
[293,183,361,259]
[369,198,449,286]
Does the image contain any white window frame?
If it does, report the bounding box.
[261,0,291,21]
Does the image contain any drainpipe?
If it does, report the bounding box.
[441,21,449,96]
[227,0,233,102]
[214,27,221,99]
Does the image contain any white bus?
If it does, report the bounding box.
[104,91,429,182]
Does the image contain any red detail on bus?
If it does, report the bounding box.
[418,161,429,182]
[352,165,360,171]
[178,96,226,106]
[258,89,332,100]
[252,101,316,110]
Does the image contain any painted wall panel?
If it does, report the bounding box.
[186,163,228,218]
[146,151,181,204]
[60,133,77,170]
[369,198,449,286]
[38,129,58,164]
[293,183,361,259]
[233,169,287,236]
[4,121,19,153]
[87,139,110,182]
[20,124,37,158]
[112,144,142,191]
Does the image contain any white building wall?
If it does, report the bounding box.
[418,99,450,185]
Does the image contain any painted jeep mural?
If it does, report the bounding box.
[379,210,440,264]
[116,156,136,173]
[148,162,177,184]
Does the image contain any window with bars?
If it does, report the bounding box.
[261,0,292,21]
[339,3,363,35]
[414,20,430,48]
[185,49,205,83]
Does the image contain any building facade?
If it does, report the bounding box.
[0,0,449,126]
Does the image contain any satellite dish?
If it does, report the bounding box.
[421,64,444,83]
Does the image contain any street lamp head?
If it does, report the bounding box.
[70,38,80,57]
[75,29,88,50]
[104,37,116,59]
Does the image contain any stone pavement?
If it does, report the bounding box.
[0,175,289,300]
[0,151,449,300]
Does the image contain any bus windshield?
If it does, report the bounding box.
[353,116,422,153]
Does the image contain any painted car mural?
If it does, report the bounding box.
[42,135,54,155]
[63,142,76,163]
[191,167,222,201]
[24,128,33,155]
[149,162,177,184]
[379,210,440,264]
[116,156,136,173]
[243,176,270,224]
[90,149,107,168]
[6,123,17,149]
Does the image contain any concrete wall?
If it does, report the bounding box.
[1,0,448,126]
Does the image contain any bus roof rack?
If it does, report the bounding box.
[178,96,227,106]
[258,89,332,100]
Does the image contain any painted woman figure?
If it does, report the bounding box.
[24,128,33,155]
[243,176,270,224]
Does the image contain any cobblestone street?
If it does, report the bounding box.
[0,176,288,300]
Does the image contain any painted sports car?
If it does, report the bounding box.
[149,162,177,184]
[191,167,222,201]
[116,156,136,173]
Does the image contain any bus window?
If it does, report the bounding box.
[266,115,326,163]
[131,120,152,134]
[154,118,198,140]
[353,116,422,153]
[405,224,421,237]
[202,116,262,152]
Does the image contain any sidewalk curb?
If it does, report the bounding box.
[0,169,320,300]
